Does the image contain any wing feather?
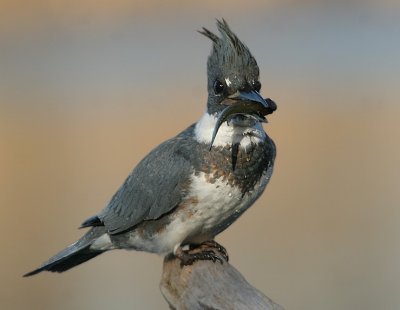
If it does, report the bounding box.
[97,127,194,234]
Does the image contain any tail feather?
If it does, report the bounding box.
[24,226,107,277]
[24,246,102,276]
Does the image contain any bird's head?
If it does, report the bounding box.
[199,19,277,148]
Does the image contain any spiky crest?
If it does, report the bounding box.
[199,19,258,76]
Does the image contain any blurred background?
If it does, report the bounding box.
[1,0,399,309]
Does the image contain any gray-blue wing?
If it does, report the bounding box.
[97,131,194,234]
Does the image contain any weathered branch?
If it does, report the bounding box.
[160,252,284,310]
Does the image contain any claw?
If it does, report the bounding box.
[200,240,229,262]
[175,240,229,266]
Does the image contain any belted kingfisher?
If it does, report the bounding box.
[24,19,277,276]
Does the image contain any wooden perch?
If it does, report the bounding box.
[160,252,284,310]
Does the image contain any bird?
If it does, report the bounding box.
[24,19,277,276]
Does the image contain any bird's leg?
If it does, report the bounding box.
[174,240,229,267]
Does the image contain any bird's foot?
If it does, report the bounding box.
[175,240,229,267]
[193,240,229,262]
[176,249,223,266]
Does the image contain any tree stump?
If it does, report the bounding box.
[160,252,284,310]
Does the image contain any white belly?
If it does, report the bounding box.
[149,168,272,253]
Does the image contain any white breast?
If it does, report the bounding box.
[151,168,272,253]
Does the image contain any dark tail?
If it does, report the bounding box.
[24,226,107,277]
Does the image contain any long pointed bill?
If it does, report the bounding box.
[209,90,277,150]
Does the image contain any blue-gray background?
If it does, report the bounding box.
[1,1,399,309]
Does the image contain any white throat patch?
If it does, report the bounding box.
[194,113,266,148]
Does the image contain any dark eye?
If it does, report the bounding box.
[253,80,261,92]
[214,80,225,95]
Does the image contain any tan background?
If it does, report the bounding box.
[1,1,400,309]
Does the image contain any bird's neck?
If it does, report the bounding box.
[194,112,266,149]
